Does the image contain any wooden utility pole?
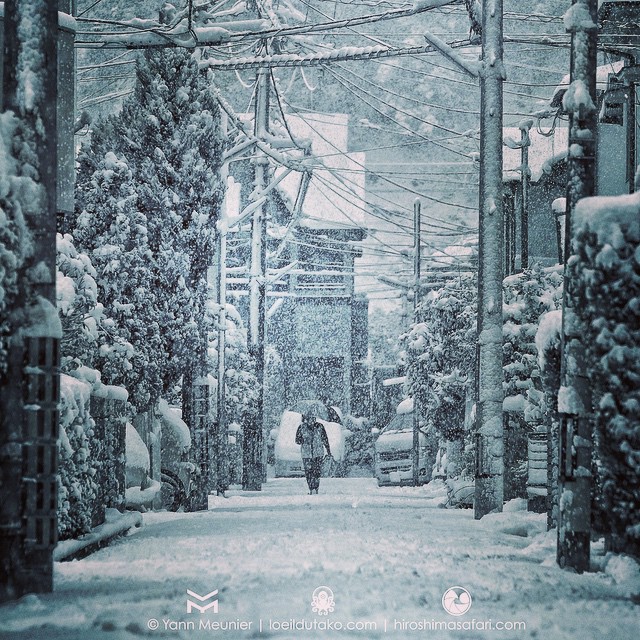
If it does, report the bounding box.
[474,0,505,519]
[557,0,598,573]
[412,200,422,486]
[0,0,60,601]
[243,61,269,491]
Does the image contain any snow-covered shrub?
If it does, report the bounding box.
[208,303,258,425]
[570,191,640,556]
[58,374,98,540]
[57,235,131,528]
[406,274,476,481]
[535,309,563,528]
[56,233,117,373]
[0,112,34,373]
[341,416,374,475]
[502,266,563,500]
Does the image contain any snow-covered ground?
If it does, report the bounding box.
[1,478,638,639]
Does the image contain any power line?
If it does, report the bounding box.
[280,94,478,220]
[320,62,476,161]
[75,0,458,48]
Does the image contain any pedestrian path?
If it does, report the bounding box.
[0,478,638,639]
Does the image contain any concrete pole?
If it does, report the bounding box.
[557,0,598,574]
[474,0,505,519]
[215,113,229,495]
[412,200,422,486]
[243,63,269,491]
[520,120,531,270]
[0,0,59,601]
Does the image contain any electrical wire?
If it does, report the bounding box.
[280,73,480,207]
[321,63,476,161]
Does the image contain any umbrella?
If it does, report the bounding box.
[292,399,329,420]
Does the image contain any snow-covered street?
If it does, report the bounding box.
[1,478,638,640]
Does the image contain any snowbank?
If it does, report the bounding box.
[54,508,142,561]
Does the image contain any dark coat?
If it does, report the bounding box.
[295,416,331,459]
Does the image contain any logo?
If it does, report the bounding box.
[311,586,335,615]
[186,589,219,614]
[441,586,472,616]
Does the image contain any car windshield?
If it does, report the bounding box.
[382,412,413,433]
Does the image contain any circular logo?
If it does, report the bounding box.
[441,586,472,616]
[311,586,335,615]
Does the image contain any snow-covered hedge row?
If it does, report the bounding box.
[502,266,563,499]
[57,235,129,536]
[58,374,98,540]
[0,112,33,373]
[570,191,640,554]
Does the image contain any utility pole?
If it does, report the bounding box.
[474,0,505,519]
[0,0,60,601]
[557,0,598,573]
[520,119,531,270]
[214,219,229,495]
[412,200,422,486]
[214,113,230,496]
[243,59,269,491]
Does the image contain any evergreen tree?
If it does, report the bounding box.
[406,274,477,480]
[74,48,224,411]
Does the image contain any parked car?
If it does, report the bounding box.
[272,404,346,477]
[158,400,193,511]
[373,401,429,486]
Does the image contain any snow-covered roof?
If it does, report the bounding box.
[277,113,367,230]
[550,60,625,107]
[503,126,569,183]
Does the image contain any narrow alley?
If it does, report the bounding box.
[1,479,638,640]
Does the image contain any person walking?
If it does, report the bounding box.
[295,413,332,494]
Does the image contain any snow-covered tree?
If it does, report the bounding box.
[74,48,225,411]
[74,151,164,409]
[209,303,258,425]
[406,274,477,482]
[502,266,563,500]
